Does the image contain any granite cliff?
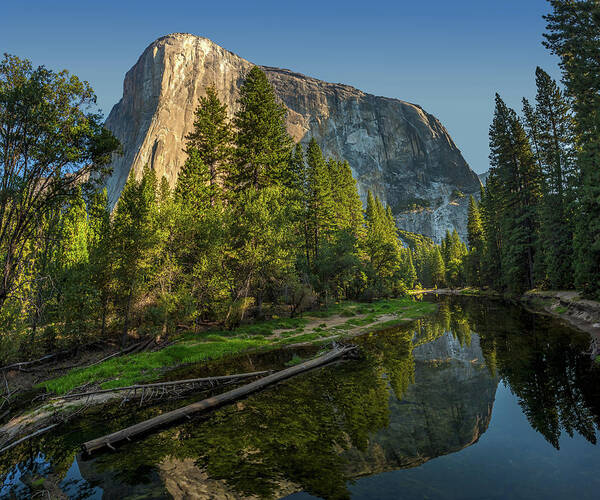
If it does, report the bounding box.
[104,33,481,242]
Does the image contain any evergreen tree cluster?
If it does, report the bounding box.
[398,228,467,290]
[0,66,418,359]
[464,0,600,298]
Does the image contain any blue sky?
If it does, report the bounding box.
[1,0,560,173]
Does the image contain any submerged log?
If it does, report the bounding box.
[54,370,272,401]
[82,346,355,454]
[0,423,60,455]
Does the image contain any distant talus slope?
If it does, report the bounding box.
[104,33,481,241]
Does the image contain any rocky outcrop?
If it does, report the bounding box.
[104,33,481,241]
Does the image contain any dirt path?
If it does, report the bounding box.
[268,311,415,345]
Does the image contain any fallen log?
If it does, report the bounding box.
[53,370,272,401]
[0,353,59,372]
[0,423,60,455]
[82,346,355,454]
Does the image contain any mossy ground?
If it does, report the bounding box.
[41,297,436,395]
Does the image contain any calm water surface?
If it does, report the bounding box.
[1,296,599,499]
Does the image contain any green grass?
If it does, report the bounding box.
[41,336,269,394]
[554,305,568,314]
[284,354,304,367]
[41,296,436,395]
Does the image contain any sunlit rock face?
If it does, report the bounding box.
[104,33,481,241]
[344,332,498,476]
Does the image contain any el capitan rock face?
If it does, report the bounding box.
[104,33,481,241]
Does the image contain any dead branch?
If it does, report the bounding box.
[52,370,272,401]
[82,346,356,454]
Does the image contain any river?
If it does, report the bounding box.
[1,295,599,499]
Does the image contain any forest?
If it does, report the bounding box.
[0,0,599,365]
[462,1,600,297]
[0,61,424,361]
[407,1,600,299]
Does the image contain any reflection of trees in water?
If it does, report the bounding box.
[448,296,600,449]
[1,325,424,500]
[8,296,596,498]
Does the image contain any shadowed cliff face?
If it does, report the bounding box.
[104,33,480,242]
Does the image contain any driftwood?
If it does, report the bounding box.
[53,370,272,401]
[0,423,60,455]
[0,353,60,372]
[0,398,93,456]
[82,346,355,454]
[0,341,108,373]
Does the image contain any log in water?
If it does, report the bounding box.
[82,346,355,454]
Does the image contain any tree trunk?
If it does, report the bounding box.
[121,288,133,348]
[82,346,355,454]
[100,295,108,338]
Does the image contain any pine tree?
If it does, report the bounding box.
[489,94,541,293]
[430,247,446,287]
[289,142,307,193]
[480,176,503,290]
[328,159,364,238]
[399,248,418,289]
[175,149,212,212]
[442,229,467,287]
[364,192,404,294]
[305,138,335,262]
[522,97,543,170]
[185,86,233,204]
[231,67,293,191]
[88,188,112,337]
[544,1,600,298]
[151,177,182,338]
[112,167,158,345]
[466,195,485,285]
[533,67,576,288]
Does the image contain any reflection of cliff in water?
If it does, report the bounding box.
[75,326,498,500]
[345,332,497,478]
[5,297,600,500]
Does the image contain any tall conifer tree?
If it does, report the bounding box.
[88,188,112,337]
[232,67,293,191]
[305,138,335,261]
[489,94,541,292]
[112,167,158,345]
[185,86,233,204]
[466,195,485,285]
[544,0,600,298]
[532,67,576,288]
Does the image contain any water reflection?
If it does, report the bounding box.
[1,296,599,499]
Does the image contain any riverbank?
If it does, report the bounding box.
[0,297,437,452]
[41,297,435,395]
[414,288,600,357]
[520,290,600,346]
